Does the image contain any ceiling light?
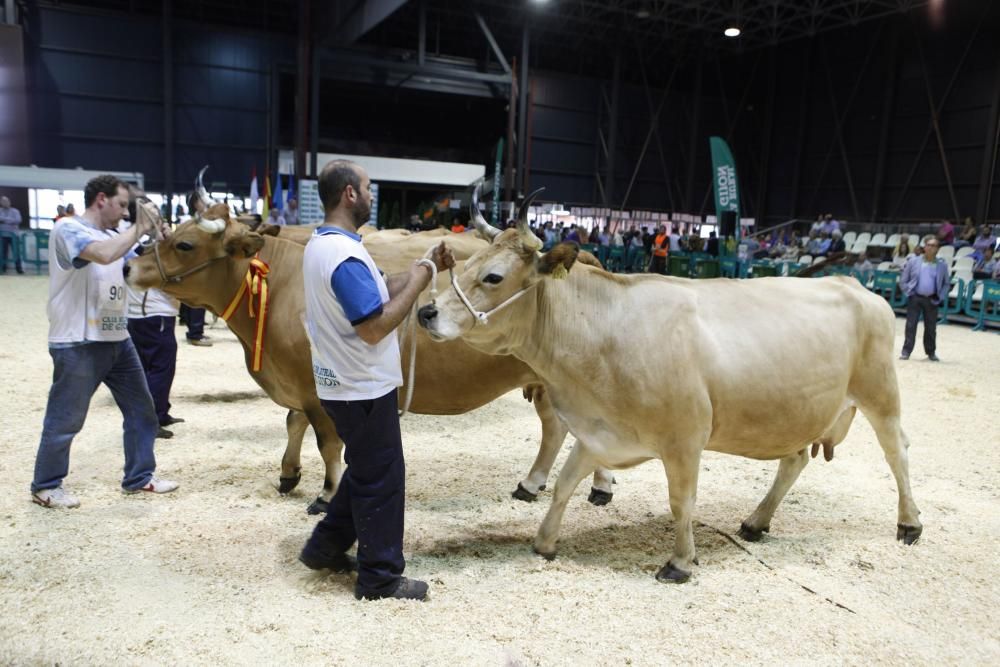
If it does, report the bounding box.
[636,9,651,19]
[724,26,741,37]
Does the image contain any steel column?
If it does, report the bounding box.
[418,0,426,66]
[871,25,899,222]
[162,0,173,215]
[294,0,310,183]
[603,49,620,207]
[976,48,1000,224]
[310,43,320,177]
[516,24,530,194]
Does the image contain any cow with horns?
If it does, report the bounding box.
[417,184,923,583]
[125,171,615,512]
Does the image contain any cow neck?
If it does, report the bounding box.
[215,244,273,350]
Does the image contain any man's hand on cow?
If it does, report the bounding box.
[429,241,456,273]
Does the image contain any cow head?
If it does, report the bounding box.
[418,182,578,345]
[126,202,265,308]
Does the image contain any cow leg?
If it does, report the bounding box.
[533,441,597,559]
[738,448,810,541]
[303,404,345,515]
[587,468,615,506]
[656,450,701,584]
[279,409,308,494]
[865,413,923,544]
[515,385,569,502]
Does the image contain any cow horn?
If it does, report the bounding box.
[469,178,501,242]
[517,187,545,250]
[195,164,216,211]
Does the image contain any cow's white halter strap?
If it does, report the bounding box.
[448,270,536,325]
[399,256,439,417]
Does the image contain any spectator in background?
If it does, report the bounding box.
[668,226,681,253]
[936,219,955,245]
[810,215,824,236]
[892,238,914,269]
[806,230,823,255]
[65,203,76,217]
[651,225,669,273]
[53,205,66,224]
[284,197,300,225]
[179,192,213,347]
[973,225,997,256]
[450,217,465,233]
[899,238,949,362]
[974,246,996,279]
[123,189,183,439]
[817,231,833,256]
[565,226,580,243]
[0,196,24,274]
[830,230,846,254]
[267,206,286,226]
[853,251,874,282]
[822,214,840,235]
[706,231,720,256]
[955,218,976,248]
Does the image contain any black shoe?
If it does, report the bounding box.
[156,427,174,439]
[899,353,910,360]
[299,547,358,573]
[927,354,940,362]
[355,577,428,601]
[161,416,185,426]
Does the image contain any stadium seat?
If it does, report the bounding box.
[952,257,975,274]
[812,255,826,265]
[798,254,812,265]
[870,232,887,246]
[954,246,975,260]
[938,245,955,265]
[20,230,49,275]
[842,232,856,246]
[965,280,1000,331]
[886,233,901,248]
[877,261,893,271]
[908,234,920,248]
[855,232,872,246]
[850,241,868,255]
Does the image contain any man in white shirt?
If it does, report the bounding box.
[0,195,24,274]
[30,175,179,509]
[297,160,454,601]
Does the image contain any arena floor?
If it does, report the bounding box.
[1,274,997,665]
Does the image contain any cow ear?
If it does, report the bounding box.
[256,222,281,237]
[537,242,578,278]
[224,229,265,258]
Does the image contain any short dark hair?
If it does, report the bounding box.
[84,174,126,208]
[318,160,361,211]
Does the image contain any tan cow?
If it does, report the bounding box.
[125,204,614,513]
[417,191,923,583]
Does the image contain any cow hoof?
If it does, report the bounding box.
[512,483,540,502]
[737,521,769,542]
[533,545,557,561]
[278,475,302,495]
[306,497,329,515]
[587,488,613,506]
[896,523,922,545]
[655,562,691,584]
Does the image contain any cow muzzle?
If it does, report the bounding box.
[417,303,437,328]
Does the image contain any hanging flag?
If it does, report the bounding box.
[249,167,259,214]
[274,170,284,211]
[262,174,272,219]
[286,172,295,204]
[709,136,741,238]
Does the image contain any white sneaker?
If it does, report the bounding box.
[124,476,180,495]
[32,486,80,509]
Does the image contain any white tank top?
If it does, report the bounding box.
[48,217,129,344]
[303,228,402,401]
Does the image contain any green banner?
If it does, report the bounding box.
[492,138,504,225]
[709,136,740,236]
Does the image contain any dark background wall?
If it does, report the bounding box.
[18,2,1000,226]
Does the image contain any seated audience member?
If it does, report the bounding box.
[821,214,840,235]
[829,230,846,254]
[810,215,824,235]
[817,232,833,256]
[806,230,823,255]
[973,225,997,256]
[974,246,996,279]
[853,252,874,279]
[936,219,955,245]
[892,238,914,268]
[955,218,977,248]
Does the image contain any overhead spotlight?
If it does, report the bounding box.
[724,26,741,38]
[635,8,651,19]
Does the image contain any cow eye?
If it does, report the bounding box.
[176,241,194,251]
[482,273,504,285]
